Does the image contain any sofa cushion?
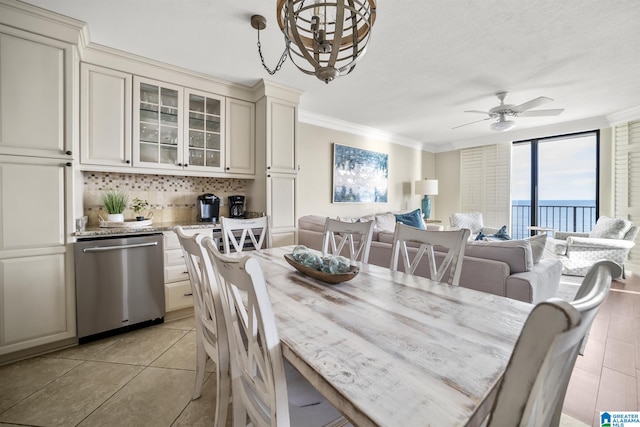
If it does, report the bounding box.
[451,212,484,234]
[394,209,425,229]
[589,216,632,239]
[524,234,547,263]
[464,239,533,273]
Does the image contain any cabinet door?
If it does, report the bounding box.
[184,89,225,173]
[268,100,296,173]
[0,32,72,158]
[0,155,75,355]
[80,64,132,167]
[133,77,184,170]
[267,173,296,243]
[226,98,255,175]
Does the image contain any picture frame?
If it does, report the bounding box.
[332,143,388,203]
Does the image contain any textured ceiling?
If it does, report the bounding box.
[17,0,640,151]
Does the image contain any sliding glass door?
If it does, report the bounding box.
[511,131,599,239]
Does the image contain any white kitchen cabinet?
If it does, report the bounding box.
[248,85,300,246]
[184,88,225,173]
[226,98,255,175]
[133,76,184,171]
[0,155,75,356]
[267,99,297,174]
[80,63,132,167]
[0,31,73,159]
[163,229,197,312]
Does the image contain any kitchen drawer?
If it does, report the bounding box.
[165,264,189,283]
[165,248,186,266]
[164,228,212,251]
[165,280,194,312]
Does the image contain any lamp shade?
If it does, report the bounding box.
[415,179,438,195]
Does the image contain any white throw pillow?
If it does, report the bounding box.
[524,234,547,264]
[589,216,632,239]
[451,212,484,234]
[375,213,397,232]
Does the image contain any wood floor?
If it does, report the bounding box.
[562,272,640,426]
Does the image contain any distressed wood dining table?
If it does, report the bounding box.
[247,246,534,426]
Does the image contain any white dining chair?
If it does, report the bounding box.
[220,216,272,254]
[487,260,620,426]
[389,223,470,286]
[174,226,230,427]
[202,238,348,427]
[322,218,375,263]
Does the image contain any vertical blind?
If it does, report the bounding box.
[460,143,511,228]
[614,120,640,267]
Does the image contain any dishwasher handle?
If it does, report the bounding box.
[82,241,159,253]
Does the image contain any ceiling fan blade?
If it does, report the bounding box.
[512,96,553,112]
[452,117,492,129]
[464,110,491,115]
[518,109,564,117]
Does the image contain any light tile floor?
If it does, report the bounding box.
[0,317,228,427]
[0,283,598,427]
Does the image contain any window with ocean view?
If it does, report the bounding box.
[511,131,599,239]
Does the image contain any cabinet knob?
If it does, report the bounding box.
[65,150,72,156]
[226,167,230,170]
[267,166,271,170]
[184,163,188,167]
[125,160,131,164]
[65,162,72,167]
[177,163,183,167]
[267,174,271,178]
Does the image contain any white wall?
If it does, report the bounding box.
[297,123,435,219]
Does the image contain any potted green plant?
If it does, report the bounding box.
[101,189,129,223]
[131,198,150,221]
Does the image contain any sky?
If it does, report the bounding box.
[511,134,597,201]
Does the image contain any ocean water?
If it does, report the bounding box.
[511,200,596,239]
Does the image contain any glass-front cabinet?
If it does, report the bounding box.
[133,77,184,170]
[184,89,224,172]
[133,77,226,173]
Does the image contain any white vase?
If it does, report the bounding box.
[108,213,125,223]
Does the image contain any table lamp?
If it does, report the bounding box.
[415,179,438,219]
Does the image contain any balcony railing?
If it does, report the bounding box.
[511,204,597,240]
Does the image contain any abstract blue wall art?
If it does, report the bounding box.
[332,143,388,203]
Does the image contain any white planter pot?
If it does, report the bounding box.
[107,213,125,223]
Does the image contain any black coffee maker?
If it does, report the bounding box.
[228,195,245,218]
[197,194,220,222]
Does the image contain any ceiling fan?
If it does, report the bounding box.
[453,91,564,132]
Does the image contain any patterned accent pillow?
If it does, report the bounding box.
[375,213,397,232]
[482,225,511,241]
[524,234,547,263]
[589,216,632,239]
[451,212,484,234]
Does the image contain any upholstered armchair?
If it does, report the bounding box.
[450,212,500,240]
[545,216,638,277]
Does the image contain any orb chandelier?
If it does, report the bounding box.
[251,0,376,84]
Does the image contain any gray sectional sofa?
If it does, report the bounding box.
[298,214,563,304]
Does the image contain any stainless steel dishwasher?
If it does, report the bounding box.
[75,233,164,343]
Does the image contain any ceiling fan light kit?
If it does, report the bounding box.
[251,0,376,84]
[454,91,565,132]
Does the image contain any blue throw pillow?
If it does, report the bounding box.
[484,225,511,241]
[394,209,426,229]
[475,231,486,241]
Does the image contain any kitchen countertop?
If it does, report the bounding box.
[75,220,221,239]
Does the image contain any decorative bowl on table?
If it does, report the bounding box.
[284,253,359,284]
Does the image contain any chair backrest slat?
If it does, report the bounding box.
[390,223,470,286]
[221,216,272,254]
[321,218,375,263]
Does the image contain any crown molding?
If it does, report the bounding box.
[607,105,640,125]
[298,110,439,152]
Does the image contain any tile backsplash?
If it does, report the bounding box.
[82,172,249,225]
